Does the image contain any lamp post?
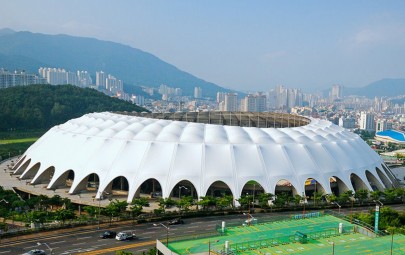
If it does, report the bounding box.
[208,239,219,255]
[154,222,169,246]
[179,185,188,199]
[373,200,383,206]
[332,202,341,214]
[350,196,355,223]
[97,191,101,229]
[37,242,53,255]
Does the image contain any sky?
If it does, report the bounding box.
[1,0,405,92]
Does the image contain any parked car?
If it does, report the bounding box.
[168,218,184,225]
[99,230,117,239]
[22,250,46,255]
[116,231,137,241]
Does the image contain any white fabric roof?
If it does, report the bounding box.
[15,112,392,202]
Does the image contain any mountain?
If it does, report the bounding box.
[0,29,235,98]
[0,84,146,131]
[343,79,405,98]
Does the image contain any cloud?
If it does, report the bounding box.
[340,24,405,49]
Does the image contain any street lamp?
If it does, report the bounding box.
[208,239,219,255]
[373,200,383,206]
[153,222,169,246]
[179,185,188,199]
[331,202,341,214]
[97,190,110,229]
[350,196,355,223]
[37,242,53,255]
[0,199,9,204]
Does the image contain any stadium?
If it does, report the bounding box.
[12,111,397,204]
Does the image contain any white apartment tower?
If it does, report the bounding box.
[194,87,202,99]
[330,84,343,101]
[96,71,106,90]
[224,93,238,111]
[359,111,375,131]
[241,93,267,112]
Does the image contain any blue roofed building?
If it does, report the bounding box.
[375,130,405,146]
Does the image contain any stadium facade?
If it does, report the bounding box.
[12,112,397,204]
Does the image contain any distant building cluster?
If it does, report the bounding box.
[0,69,46,88]
[2,65,405,133]
[38,67,92,87]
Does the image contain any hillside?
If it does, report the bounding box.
[343,79,405,98]
[0,29,235,98]
[0,84,146,131]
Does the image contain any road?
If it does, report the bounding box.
[1,204,404,255]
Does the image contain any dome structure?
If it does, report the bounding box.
[13,112,397,204]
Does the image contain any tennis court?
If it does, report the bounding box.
[167,212,405,255]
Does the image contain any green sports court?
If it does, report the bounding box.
[166,212,405,255]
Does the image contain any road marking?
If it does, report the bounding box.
[0,251,10,254]
[80,240,156,255]
[25,245,40,249]
[50,240,66,244]
[74,242,87,245]
[186,225,200,228]
[81,236,92,239]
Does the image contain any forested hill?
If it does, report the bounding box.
[0,84,146,131]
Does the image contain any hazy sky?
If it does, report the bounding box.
[1,1,405,92]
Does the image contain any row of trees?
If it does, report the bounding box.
[0,185,404,232]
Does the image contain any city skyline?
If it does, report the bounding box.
[1,1,405,92]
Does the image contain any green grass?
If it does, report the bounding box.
[0,137,38,145]
[0,130,44,159]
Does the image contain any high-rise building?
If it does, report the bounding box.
[77,71,92,87]
[224,93,238,111]
[330,84,343,101]
[241,93,267,112]
[106,74,123,94]
[96,71,106,90]
[194,87,202,99]
[0,69,46,88]
[359,111,375,131]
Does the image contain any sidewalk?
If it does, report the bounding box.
[0,158,167,212]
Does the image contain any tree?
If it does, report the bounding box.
[197,196,217,210]
[338,190,354,205]
[116,251,133,255]
[83,206,98,218]
[130,198,149,218]
[216,195,233,209]
[370,190,382,202]
[54,209,76,225]
[312,191,324,206]
[158,197,177,211]
[257,193,274,208]
[354,189,368,205]
[103,200,128,224]
[177,196,194,211]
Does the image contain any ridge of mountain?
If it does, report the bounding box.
[0,30,235,98]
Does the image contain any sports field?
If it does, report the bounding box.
[167,213,405,255]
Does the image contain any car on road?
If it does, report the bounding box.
[116,231,137,241]
[22,250,46,255]
[168,218,184,225]
[99,230,117,239]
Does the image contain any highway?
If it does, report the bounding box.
[1,204,404,255]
